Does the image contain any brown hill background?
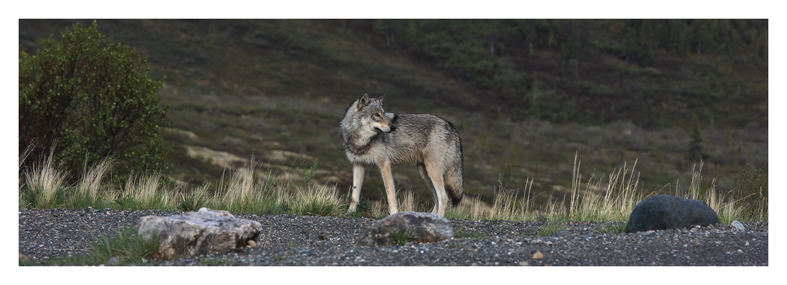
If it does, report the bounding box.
[19,19,767,208]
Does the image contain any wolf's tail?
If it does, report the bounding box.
[445,165,464,206]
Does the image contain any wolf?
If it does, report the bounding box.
[340,93,463,216]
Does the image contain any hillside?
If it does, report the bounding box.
[18,19,767,209]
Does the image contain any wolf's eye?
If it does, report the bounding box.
[373,114,382,121]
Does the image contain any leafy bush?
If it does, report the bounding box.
[19,21,169,182]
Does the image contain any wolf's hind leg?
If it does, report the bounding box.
[417,163,439,214]
[425,163,449,216]
[347,164,365,213]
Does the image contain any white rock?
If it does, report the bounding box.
[731,220,745,230]
[138,208,262,259]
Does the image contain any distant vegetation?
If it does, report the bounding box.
[360,19,767,127]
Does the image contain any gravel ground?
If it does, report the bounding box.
[18,208,768,266]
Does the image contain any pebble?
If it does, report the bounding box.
[731,220,746,230]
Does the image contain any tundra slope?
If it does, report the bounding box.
[19,208,767,266]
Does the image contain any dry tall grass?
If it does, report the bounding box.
[368,190,418,218]
[212,165,258,211]
[76,159,112,203]
[122,174,168,209]
[23,154,66,208]
[447,153,645,222]
[680,162,766,223]
[566,154,644,221]
[18,153,766,223]
[447,177,536,220]
[19,153,346,215]
[399,190,416,212]
[204,161,345,215]
[447,152,766,223]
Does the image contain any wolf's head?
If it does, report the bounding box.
[347,93,395,133]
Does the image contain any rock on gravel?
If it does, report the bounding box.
[357,212,453,246]
[626,195,719,233]
[731,220,746,230]
[137,208,262,259]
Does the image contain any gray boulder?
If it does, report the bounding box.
[138,208,262,259]
[358,211,453,246]
[626,194,719,233]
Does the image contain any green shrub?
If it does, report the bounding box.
[19,21,169,182]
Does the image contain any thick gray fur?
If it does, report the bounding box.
[340,94,463,216]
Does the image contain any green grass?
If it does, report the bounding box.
[25,228,159,266]
[344,200,371,218]
[388,231,414,246]
[537,223,566,237]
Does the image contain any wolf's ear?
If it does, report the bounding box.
[376,96,384,104]
[357,93,370,110]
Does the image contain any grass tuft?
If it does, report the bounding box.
[680,161,766,224]
[537,223,566,236]
[23,153,66,209]
[33,228,160,266]
[68,158,113,209]
[119,174,172,210]
[178,184,209,212]
[388,231,414,246]
[293,184,344,216]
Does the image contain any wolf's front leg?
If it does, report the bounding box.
[347,164,365,213]
[379,161,398,215]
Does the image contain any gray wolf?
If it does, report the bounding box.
[340,93,463,216]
